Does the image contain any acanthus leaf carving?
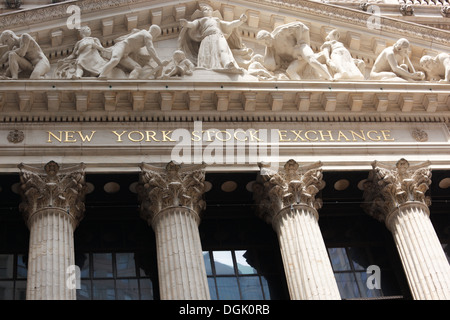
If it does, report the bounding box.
[138,161,207,226]
[362,158,432,225]
[18,161,87,227]
[253,159,325,224]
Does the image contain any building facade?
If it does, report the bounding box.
[0,0,449,301]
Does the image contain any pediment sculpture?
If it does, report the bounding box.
[0,2,449,83]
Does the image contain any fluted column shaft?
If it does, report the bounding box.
[273,205,340,300]
[18,161,86,300]
[153,206,209,300]
[138,161,210,300]
[26,208,77,300]
[387,202,450,299]
[363,158,450,300]
[254,160,341,300]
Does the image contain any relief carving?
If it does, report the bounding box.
[0,30,50,79]
[18,161,87,226]
[419,53,450,83]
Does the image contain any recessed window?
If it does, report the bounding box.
[0,254,27,300]
[203,250,270,300]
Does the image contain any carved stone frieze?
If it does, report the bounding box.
[18,161,87,227]
[7,129,24,143]
[138,161,207,226]
[253,159,325,224]
[362,158,432,226]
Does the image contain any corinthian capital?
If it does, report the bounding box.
[138,161,207,226]
[253,159,325,224]
[18,161,87,227]
[362,158,432,223]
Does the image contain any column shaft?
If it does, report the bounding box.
[389,203,450,299]
[274,206,340,300]
[27,208,76,300]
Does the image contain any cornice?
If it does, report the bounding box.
[0,79,449,123]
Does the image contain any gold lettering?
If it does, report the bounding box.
[349,130,366,141]
[216,130,232,142]
[161,130,175,142]
[278,130,291,142]
[65,131,77,143]
[77,131,96,142]
[305,130,318,141]
[318,130,335,141]
[367,130,381,141]
[381,130,395,141]
[336,130,350,141]
[234,130,248,142]
[249,130,262,142]
[47,131,62,143]
[128,131,144,142]
[203,130,215,142]
[145,131,159,142]
[290,130,306,142]
[191,131,202,142]
[112,130,127,142]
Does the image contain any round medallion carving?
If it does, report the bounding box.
[411,129,428,142]
[7,130,24,143]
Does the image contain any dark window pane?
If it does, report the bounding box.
[139,278,154,300]
[14,280,26,300]
[116,279,139,300]
[93,253,113,278]
[213,251,234,275]
[235,251,257,275]
[92,280,115,300]
[328,248,351,271]
[0,255,13,279]
[261,276,271,300]
[0,281,13,300]
[116,253,136,277]
[335,273,359,299]
[239,276,264,300]
[16,254,27,279]
[203,252,213,276]
[348,247,370,271]
[216,277,240,300]
[76,253,90,278]
[77,280,91,300]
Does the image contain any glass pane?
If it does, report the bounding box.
[0,255,13,279]
[93,253,113,278]
[16,254,27,279]
[116,253,136,278]
[14,280,26,300]
[356,272,382,298]
[261,276,271,300]
[203,252,213,275]
[216,277,240,300]
[76,253,90,278]
[139,278,154,300]
[235,251,257,275]
[328,248,351,271]
[0,281,13,300]
[335,273,359,299]
[239,276,264,300]
[116,279,139,300]
[92,280,115,300]
[213,251,235,275]
[207,277,217,300]
[348,247,370,271]
[77,280,91,300]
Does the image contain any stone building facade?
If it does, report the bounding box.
[0,0,449,300]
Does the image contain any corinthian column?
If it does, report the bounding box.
[18,161,86,300]
[253,160,340,300]
[138,161,210,300]
[363,158,450,299]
